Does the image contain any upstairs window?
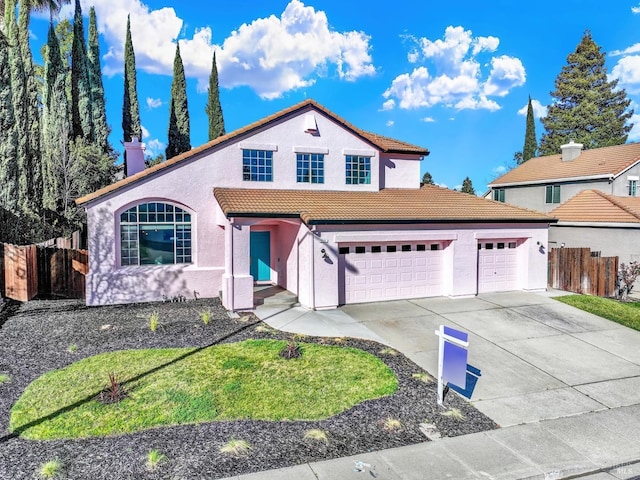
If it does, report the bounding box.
[493,188,505,202]
[296,153,324,184]
[243,149,273,182]
[120,202,192,266]
[545,185,560,204]
[629,180,637,196]
[345,155,371,184]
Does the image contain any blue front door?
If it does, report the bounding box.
[250,231,271,281]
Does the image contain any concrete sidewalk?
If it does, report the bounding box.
[224,290,640,480]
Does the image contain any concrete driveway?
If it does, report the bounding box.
[256,290,640,427]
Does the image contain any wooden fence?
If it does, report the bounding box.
[0,243,88,301]
[548,247,618,297]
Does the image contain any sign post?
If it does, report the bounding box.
[435,325,469,405]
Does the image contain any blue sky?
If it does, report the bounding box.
[29,0,640,193]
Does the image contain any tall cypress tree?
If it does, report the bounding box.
[122,14,141,174]
[5,0,29,212]
[539,31,633,155]
[521,96,537,163]
[70,0,93,141]
[166,42,191,159]
[88,6,109,153]
[461,177,475,195]
[0,8,18,212]
[18,0,43,211]
[205,51,225,141]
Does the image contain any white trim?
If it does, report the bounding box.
[613,159,640,179]
[553,221,640,228]
[343,148,376,157]
[293,146,329,154]
[488,174,612,188]
[627,175,639,181]
[474,231,532,239]
[238,143,278,151]
[335,232,457,243]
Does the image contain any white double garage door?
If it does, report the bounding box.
[342,239,520,304]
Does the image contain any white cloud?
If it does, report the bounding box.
[517,99,547,118]
[611,44,640,56]
[627,102,640,141]
[145,139,166,157]
[140,125,150,139]
[380,99,395,111]
[611,55,640,93]
[74,0,375,99]
[407,50,420,63]
[146,97,162,109]
[422,116,435,122]
[386,120,394,127]
[632,3,640,13]
[492,165,507,175]
[382,26,525,112]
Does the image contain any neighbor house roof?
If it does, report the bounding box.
[214,185,555,225]
[76,99,429,206]
[489,143,640,187]
[550,189,640,224]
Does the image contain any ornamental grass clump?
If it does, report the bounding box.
[279,338,302,359]
[220,438,252,456]
[149,311,160,332]
[38,459,63,479]
[200,309,212,325]
[146,449,166,471]
[304,429,329,444]
[96,372,127,404]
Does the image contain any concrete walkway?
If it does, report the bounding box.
[222,291,640,480]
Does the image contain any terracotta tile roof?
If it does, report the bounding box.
[214,185,555,224]
[77,99,428,206]
[550,189,640,224]
[490,143,640,186]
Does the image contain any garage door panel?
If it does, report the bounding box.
[478,241,519,294]
[344,243,444,304]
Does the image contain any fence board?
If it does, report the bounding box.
[3,244,38,302]
[548,247,618,297]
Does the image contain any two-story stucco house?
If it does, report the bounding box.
[488,141,640,263]
[76,99,553,310]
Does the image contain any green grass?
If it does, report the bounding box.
[38,459,63,478]
[146,449,166,471]
[0,374,9,385]
[10,339,397,440]
[555,295,640,331]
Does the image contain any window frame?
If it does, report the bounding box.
[545,185,561,204]
[629,180,637,197]
[493,188,505,202]
[242,149,273,182]
[119,202,193,267]
[296,153,325,184]
[345,155,371,185]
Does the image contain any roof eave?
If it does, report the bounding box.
[489,174,613,188]
[305,218,556,225]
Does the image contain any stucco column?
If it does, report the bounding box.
[221,219,254,310]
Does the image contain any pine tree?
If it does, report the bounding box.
[461,177,475,195]
[88,6,109,152]
[166,42,191,159]
[421,171,434,185]
[205,51,225,140]
[539,31,633,156]
[70,0,93,141]
[0,9,18,212]
[5,0,29,212]
[122,14,141,173]
[522,96,537,163]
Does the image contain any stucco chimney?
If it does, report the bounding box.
[124,137,146,176]
[560,140,583,162]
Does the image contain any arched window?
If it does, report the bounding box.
[120,202,192,266]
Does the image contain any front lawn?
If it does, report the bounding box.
[555,295,640,331]
[10,339,397,440]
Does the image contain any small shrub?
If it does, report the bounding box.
[146,449,166,471]
[304,429,329,444]
[618,262,640,300]
[441,408,465,420]
[200,309,212,325]
[279,338,302,359]
[220,438,252,456]
[0,374,9,384]
[38,459,63,479]
[67,344,78,353]
[149,311,160,332]
[382,417,402,431]
[412,372,434,383]
[379,347,398,356]
[96,372,127,404]
[256,324,275,334]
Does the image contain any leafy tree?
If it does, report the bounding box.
[122,14,141,173]
[461,177,475,195]
[0,12,18,212]
[421,171,434,185]
[70,0,92,141]
[166,42,191,159]
[539,31,633,155]
[145,153,165,168]
[522,96,537,163]
[88,6,109,153]
[205,51,225,140]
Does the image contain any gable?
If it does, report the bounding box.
[550,189,640,224]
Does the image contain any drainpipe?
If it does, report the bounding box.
[229,218,235,311]
[311,225,316,309]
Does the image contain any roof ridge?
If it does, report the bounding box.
[594,189,640,221]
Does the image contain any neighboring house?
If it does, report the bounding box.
[76,99,553,310]
[549,189,640,265]
[488,141,640,213]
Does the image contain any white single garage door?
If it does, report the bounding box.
[343,242,444,304]
[478,240,520,293]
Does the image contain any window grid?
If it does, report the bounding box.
[345,155,371,184]
[120,203,192,266]
[629,180,637,196]
[545,185,560,204]
[493,188,505,202]
[296,153,324,183]
[243,149,273,182]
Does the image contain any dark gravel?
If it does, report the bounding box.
[0,298,497,479]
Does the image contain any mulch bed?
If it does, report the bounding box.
[0,298,497,479]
